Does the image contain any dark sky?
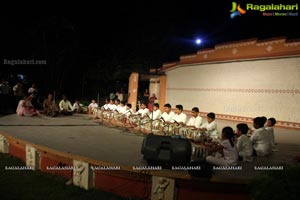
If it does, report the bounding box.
[1,0,299,97]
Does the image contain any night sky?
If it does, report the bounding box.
[1,0,299,98]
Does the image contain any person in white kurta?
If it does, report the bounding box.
[250,117,272,157]
[265,117,276,148]
[88,99,98,114]
[186,107,202,128]
[171,104,187,125]
[200,112,218,139]
[206,127,238,166]
[135,102,150,117]
[160,103,175,122]
[150,103,162,120]
[236,123,253,162]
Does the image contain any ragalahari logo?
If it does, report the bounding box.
[230,2,246,19]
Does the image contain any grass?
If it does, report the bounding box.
[0,153,128,200]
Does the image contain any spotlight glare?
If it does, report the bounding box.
[195,38,202,45]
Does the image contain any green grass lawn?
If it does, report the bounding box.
[0,153,128,200]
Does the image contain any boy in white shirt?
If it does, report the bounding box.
[135,102,150,117]
[107,99,117,111]
[171,104,187,125]
[265,117,276,148]
[150,103,162,120]
[160,103,175,122]
[101,99,110,110]
[236,123,253,162]
[199,112,218,140]
[251,117,272,157]
[186,107,202,128]
[88,99,98,114]
[206,126,239,166]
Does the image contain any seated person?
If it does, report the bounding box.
[250,117,272,156]
[107,99,117,111]
[88,99,98,114]
[124,103,133,118]
[101,99,110,110]
[236,123,253,162]
[73,100,85,113]
[43,94,59,117]
[171,104,187,125]
[134,102,150,118]
[59,95,73,115]
[186,107,202,129]
[16,95,39,116]
[150,103,161,120]
[265,117,276,148]
[199,112,218,139]
[117,101,127,114]
[114,99,121,112]
[206,126,239,166]
[160,103,175,122]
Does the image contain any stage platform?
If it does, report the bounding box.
[1,114,299,199]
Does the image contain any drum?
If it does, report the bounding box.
[152,120,163,134]
[140,116,150,131]
[192,130,206,142]
[102,110,110,120]
[128,115,141,126]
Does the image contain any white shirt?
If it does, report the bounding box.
[124,109,133,117]
[136,108,150,117]
[221,139,239,166]
[118,105,127,114]
[186,115,202,128]
[102,103,109,110]
[161,111,175,122]
[88,102,98,109]
[237,134,253,161]
[265,127,275,148]
[150,109,162,120]
[28,87,37,94]
[172,112,187,124]
[107,104,117,111]
[59,100,73,111]
[250,127,272,156]
[201,121,218,138]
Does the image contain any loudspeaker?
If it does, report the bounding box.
[141,134,192,166]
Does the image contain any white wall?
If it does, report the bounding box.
[166,57,300,123]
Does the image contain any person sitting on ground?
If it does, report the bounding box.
[43,94,59,117]
[73,100,85,113]
[134,102,150,118]
[186,107,202,129]
[265,117,277,149]
[101,99,110,110]
[250,117,272,156]
[124,103,133,118]
[87,99,98,114]
[206,126,238,166]
[117,100,127,114]
[150,103,162,120]
[199,112,218,140]
[59,95,73,115]
[107,99,117,111]
[171,104,187,126]
[236,123,253,162]
[16,95,40,116]
[160,103,175,123]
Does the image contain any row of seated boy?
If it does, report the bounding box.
[96,100,277,167]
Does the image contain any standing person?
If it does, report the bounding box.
[13,81,25,108]
[143,89,150,105]
[116,89,124,102]
[28,83,39,109]
[109,91,117,101]
[0,79,11,113]
[148,93,157,112]
[59,95,73,115]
